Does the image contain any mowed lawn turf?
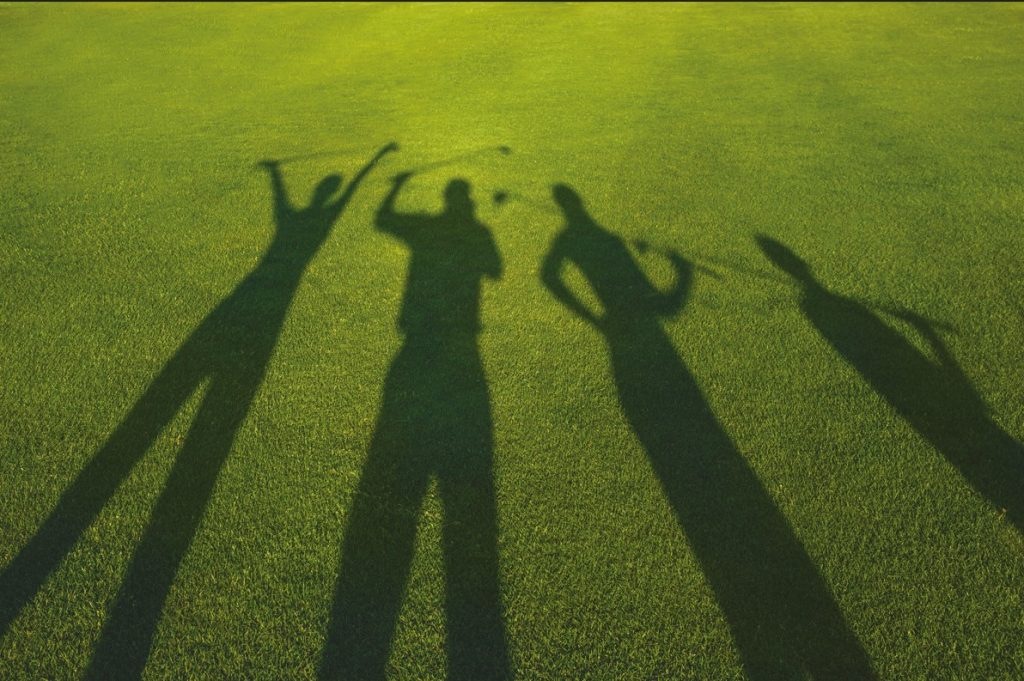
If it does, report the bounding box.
[2,2,1023,679]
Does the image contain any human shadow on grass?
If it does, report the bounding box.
[319,173,509,681]
[758,235,1024,534]
[540,185,876,680]
[0,143,396,678]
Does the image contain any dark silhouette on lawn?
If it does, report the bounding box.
[540,185,876,680]
[0,143,396,679]
[758,235,1024,534]
[319,174,508,680]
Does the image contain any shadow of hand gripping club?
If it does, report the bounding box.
[0,143,396,679]
[319,173,509,681]
[540,185,876,680]
[758,235,1024,535]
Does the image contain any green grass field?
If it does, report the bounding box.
[2,3,1023,679]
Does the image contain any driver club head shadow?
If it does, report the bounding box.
[490,188,560,215]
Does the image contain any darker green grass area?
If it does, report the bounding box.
[2,3,1023,680]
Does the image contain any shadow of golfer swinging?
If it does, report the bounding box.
[0,143,396,679]
[319,173,509,681]
[540,186,875,680]
[758,235,1024,534]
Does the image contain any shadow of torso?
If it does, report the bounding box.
[379,206,503,468]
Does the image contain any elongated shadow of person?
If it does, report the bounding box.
[318,174,509,681]
[758,235,1024,534]
[540,185,876,680]
[0,143,396,679]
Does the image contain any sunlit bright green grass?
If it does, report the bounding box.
[2,2,1023,679]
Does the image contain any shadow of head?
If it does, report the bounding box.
[756,234,813,283]
[444,179,475,217]
[311,174,344,207]
[552,183,586,217]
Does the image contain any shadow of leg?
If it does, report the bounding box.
[319,442,429,681]
[439,470,510,681]
[0,344,206,639]
[85,370,260,680]
[611,325,875,680]
[939,417,1024,533]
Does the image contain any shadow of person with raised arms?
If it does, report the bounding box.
[319,173,508,681]
[0,142,397,679]
[758,235,1024,533]
[540,185,875,680]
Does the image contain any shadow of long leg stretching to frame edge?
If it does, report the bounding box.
[540,185,876,680]
[319,174,509,681]
[758,235,1024,535]
[0,144,396,679]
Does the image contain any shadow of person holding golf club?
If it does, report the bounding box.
[540,185,876,680]
[758,235,1024,534]
[0,142,397,679]
[319,173,508,681]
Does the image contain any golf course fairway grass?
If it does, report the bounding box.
[1,3,1022,679]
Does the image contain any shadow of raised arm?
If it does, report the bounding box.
[889,306,979,399]
[375,170,434,241]
[650,249,693,318]
[540,233,601,327]
[329,142,399,221]
[258,160,293,220]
